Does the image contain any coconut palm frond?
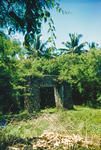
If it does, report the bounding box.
[61,33,86,54]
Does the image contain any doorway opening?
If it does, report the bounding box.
[40,87,56,109]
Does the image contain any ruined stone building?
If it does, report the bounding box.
[25,75,73,112]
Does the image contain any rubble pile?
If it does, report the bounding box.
[8,132,100,150]
[32,132,94,150]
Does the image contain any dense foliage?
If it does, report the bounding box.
[27,50,101,107]
[0,32,26,113]
[1,32,101,114]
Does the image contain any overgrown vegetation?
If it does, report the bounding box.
[0,34,101,113]
[0,0,101,113]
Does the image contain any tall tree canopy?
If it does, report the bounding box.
[0,0,58,48]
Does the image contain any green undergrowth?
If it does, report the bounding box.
[0,106,101,149]
[57,106,101,136]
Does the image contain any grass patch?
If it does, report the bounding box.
[0,106,101,149]
[57,106,101,136]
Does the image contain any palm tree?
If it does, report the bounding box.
[32,34,47,57]
[88,42,99,49]
[59,33,87,54]
[30,34,56,58]
[25,34,48,57]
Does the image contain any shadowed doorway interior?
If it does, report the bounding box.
[40,87,56,109]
